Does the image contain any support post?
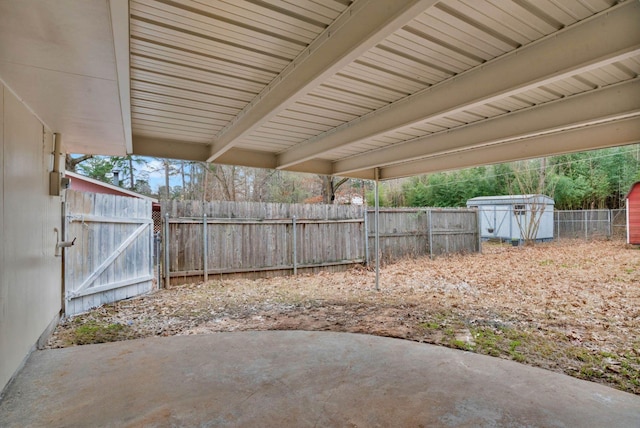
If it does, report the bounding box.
[292,216,297,275]
[608,209,612,239]
[164,213,170,289]
[203,213,208,282]
[374,169,380,291]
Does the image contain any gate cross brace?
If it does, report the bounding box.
[67,223,149,298]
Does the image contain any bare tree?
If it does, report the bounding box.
[65,154,93,172]
[128,157,135,190]
[509,159,555,245]
[320,176,349,204]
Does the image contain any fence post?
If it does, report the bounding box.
[363,209,369,266]
[476,209,482,253]
[608,209,612,239]
[155,233,161,286]
[292,216,297,275]
[203,213,208,282]
[164,213,170,289]
[148,221,153,287]
[584,210,588,241]
[428,209,433,259]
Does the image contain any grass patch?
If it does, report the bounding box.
[419,321,441,330]
[509,340,526,362]
[471,328,502,357]
[450,339,474,351]
[69,321,134,345]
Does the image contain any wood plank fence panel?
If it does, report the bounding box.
[367,209,430,262]
[163,201,365,283]
[163,201,479,283]
[164,200,364,220]
[64,190,153,316]
[366,208,479,261]
[429,209,480,257]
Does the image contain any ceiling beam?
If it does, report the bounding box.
[133,136,210,161]
[380,116,640,180]
[214,148,277,170]
[207,0,438,163]
[109,0,132,153]
[282,159,333,176]
[133,134,336,173]
[214,149,334,175]
[333,79,640,175]
[278,0,640,169]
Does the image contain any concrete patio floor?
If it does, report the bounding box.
[1,331,638,427]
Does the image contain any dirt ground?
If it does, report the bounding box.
[48,240,640,394]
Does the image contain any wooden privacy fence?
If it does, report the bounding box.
[163,201,365,284]
[367,208,480,262]
[162,201,480,284]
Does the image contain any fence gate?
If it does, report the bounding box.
[63,190,154,316]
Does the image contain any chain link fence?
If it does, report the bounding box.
[554,209,626,240]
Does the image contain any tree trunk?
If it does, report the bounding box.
[128,157,135,190]
[180,161,186,194]
[202,163,209,203]
[65,154,93,172]
[320,176,349,204]
[538,157,546,193]
[164,160,170,200]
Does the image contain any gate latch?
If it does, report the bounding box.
[54,228,76,257]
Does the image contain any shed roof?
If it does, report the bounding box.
[66,171,158,203]
[1,0,639,180]
[466,194,554,205]
[625,182,640,199]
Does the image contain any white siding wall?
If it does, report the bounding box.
[0,83,62,392]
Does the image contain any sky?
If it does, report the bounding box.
[138,158,172,191]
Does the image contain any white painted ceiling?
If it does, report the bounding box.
[0,0,129,155]
[1,0,639,179]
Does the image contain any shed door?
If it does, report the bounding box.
[63,190,154,316]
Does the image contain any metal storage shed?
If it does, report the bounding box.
[467,195,554,243]
[626,182,640,245]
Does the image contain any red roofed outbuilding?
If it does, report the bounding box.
[65,171,157,203]
[65,171,161,231]
[626,182,640,245]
